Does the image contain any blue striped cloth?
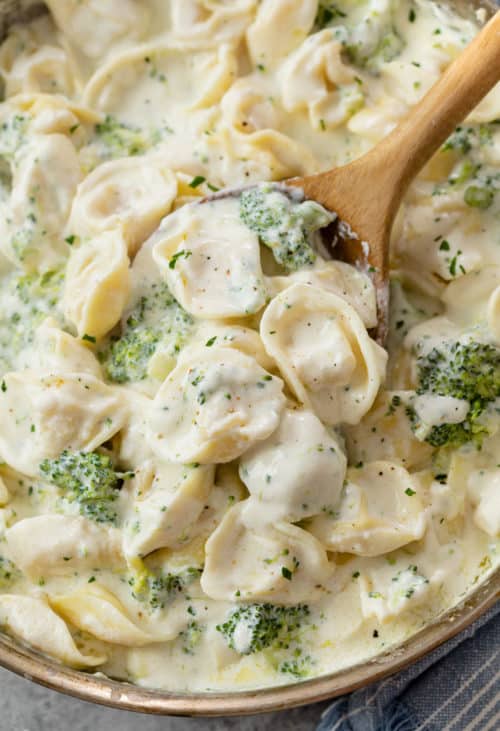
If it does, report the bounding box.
[317,603,499,731]
[318,4,500,727]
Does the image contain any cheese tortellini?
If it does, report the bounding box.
[83,42,237,127]
[246,0,317,66]
[0,36,74,97]
[0,595,106,668]
[266,260,378,328]
[308,461,427,556]
[0,477,10,507]
[261,284,387,425]
[147,347,285,464]
[201,501,333,604]
[467,470,500,537]
[345,390,433,469]
[124,461,215,557]
[46,0,149,61]
[446,450,500,538]
[49,584,159,647]
[169,0,257,46]
[69,158,178,255]
[63,230,131,339]
[5,515,124,578]
[280,30,364,131]
[35,318,103,377]
[0,370,128,475]
[0,133,81,271]
[152,198,267,319]
[240,408,347,523]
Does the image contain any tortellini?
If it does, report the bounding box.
[0,371,128,476]
[0,15,74,97]
[201,501,333,605]
[0,476,10,507]
[345,390,433,470]
[189,462,248,541]
[448,452,500,537]
[441,268,500,339]
[63,230,131,339]
[124,461,215,557]
[169,0,257,46]
[5,93,99,136]
[5,515,124,578]
[467,472,500,538]
[69,157,178,256]
[35,318,103,377]
[246,0,317,66]
[189,323,276,373]
[261,283,387,425]
[46,0,149,61]
[240,408,346,524]
[220,77,282,135]
[279,30,364,131]
[0,133,81,271]
[49,585,158,647]
[395,193,498,283]
[0,595,106,667]
[347,96,407,143]
[147,347,285,464]
[83,43,237,127]
[308,461,427,556]
[266,260,377,328]
[0,43,73,98]
[152,198,267,319]
[467,83,500,125]
[208,125,319,184]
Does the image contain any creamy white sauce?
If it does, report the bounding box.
[0,0,498,695]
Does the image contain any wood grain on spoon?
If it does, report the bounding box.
[288,10,500,343]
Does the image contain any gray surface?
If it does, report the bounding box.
[0,667,329,730]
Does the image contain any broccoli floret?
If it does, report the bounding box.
[0,556,20,589]
[100,282,193,383]
[0,113,29,161]
[103,326,161,383]
[239,185,332,271]
[313,1,404,69]
[129,567,202,610]
[0,268,64,375]
[437,122,500,210]
[94,115,151,158]
[80,115,173,171]
[89,114,172,164]
[279,652,313,678]
[14,269,64,309]
[346,28,404,68]
[464,183,496,210]
[180,620,204,655]
[314,2,347,30]
[39,450,127,524]
[418,341,500,403]
[410,340,500,448]
[442,124,495,154]
[216,603,310,655]
[415,418,488,449]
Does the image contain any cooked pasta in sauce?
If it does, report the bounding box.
[0,0,498,692]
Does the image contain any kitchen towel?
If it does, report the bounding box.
[317,602,499,731]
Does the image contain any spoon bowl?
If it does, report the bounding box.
[205,11,500,343]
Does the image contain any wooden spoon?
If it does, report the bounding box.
[287,10,500,343]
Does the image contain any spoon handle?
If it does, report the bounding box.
[368,10,500,203]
